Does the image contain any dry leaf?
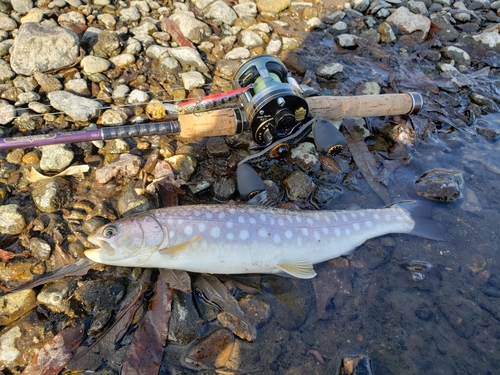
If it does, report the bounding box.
[26,165,90,183]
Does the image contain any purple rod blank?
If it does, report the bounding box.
[0,120,181,151]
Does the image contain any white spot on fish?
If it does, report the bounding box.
[227,233,234,241]
[396,215,404,221]
[239,230,249,241]
[198,223,206,232]
[184,225,193,236]
[373,213,380,219]
[333,213,339,221]
[342,215,348,222]
[385,214,391,221]
[360,212,365,217]
[335,227,341,236]
[249,217,257,224]
[314,231,321,240]
[218,212,226,219]
[226,222,234,229]
[194,210,201,217]
[270,217,276,225]
[285,230,293,239]
[260,214,266,222]
[167,218,174,225]
[345,228,351,236]
[206,212,214,220]
[278,218,285,226]
[210,227,220,238]
[258,228,268,238]
[351,212,357,218]
[273,234,281,243]
[353,223,361,231]
[169,230,175,239]
[325,216,331,224]
[302,228,309,236]
[296,216,302,223]
[248,207,256,214]
[322,227,329,235]
[287,216,294,223]
[228,208,236,215]
[366,221,373,227]
[238,216,245,223]
[307,218,314,225]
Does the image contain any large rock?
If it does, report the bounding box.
[169,13,211,44]
[47,91,103,122]
[10,22,80,76]
[386,6,431,42]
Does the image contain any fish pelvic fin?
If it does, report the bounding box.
[277,258,317,279]
[160,235,203,257]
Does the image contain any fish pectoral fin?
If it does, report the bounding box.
[276,259,317,279]
[159,235,202,257]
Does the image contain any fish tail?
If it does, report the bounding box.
[394,201,446,241]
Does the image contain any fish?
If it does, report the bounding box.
[85,203,441,279]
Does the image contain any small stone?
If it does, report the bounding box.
[80,56,111,74]
[20,8,43,23]
[239,29,265,48]
[0,60,16,82]
[0,14,18,31]
[283,171,316,201]
[238,294,271,327]
[100,108,128,125]
[165,154,197,181]
[145,100,166,120]
[167,47,209,73]
[29,238,52,261]
[316,62,344,79]
[204,0,238,26]
[355,81,381,95]
[34,71,63,92]
[0,290,37,326]
[47,91,103,122]
[21,151,40,163]
[206,137,230,158]
[441,46,471,66]
[386,6,431,42]
[109,53,135,68]
[116,181,153,216]
[64,79,90,96]
[328,21,349,36]
[225,47,250,60]
[169,13,211,44]
[37,278,77,316]
[211,176,237,201]
[0,99,15,124]
[112,84,130,100]
[290,142,320,173]
[183,328,236,370]
[255,0,291,13]
[31,177,71,213]
[414,169,464,201]
[335,34,359,48]
[181,71,205,90]
[0,204,26,235]
[93,30,122,58]
[95,153,142,184]
[467,255,486,273]
[120,6,141,22]
[97,13,116,29]
[127,89,149,104]
[28,101,51,114]
[12,0,33,14]
[40,144,74,172]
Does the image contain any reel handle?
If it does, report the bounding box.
[306,92,422,120]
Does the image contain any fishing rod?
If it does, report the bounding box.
[0,55,422,152]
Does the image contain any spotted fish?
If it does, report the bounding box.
[85,203,440,279]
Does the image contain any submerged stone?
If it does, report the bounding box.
[414,169,464,201]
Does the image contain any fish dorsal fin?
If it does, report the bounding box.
[160,235,202,257]
[277,258,317,279]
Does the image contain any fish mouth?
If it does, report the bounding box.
[87,234,115,256]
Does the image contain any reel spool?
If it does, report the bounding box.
[234,55,309,147]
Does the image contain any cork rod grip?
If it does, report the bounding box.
[179,108,245,138]
[306,92,422,120]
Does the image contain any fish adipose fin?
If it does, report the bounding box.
[160,235,203,256]
[277,258,317,279]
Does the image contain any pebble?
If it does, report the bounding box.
[0,59,16,81]
[182,328,235,370]
[47,90,103,121]
[167,47,209,73]
[29,237,52,261]
[169,13,212,44]
[0,289,37,326]
[10,23,80,76]
[283,170,316,201]
[80,56,111,74]
[0,204,26,235]
[415,169,464,201]
[316,62,344,79]
[64,78,90,96]
[39,144,75,172]
[165,154,197,181]
[181,71,206,90]
[31,177,71,213]
[95,153,142,184]
[386,6,431,42]
[441,46,471,66]
[0,99,15,124]
[37,278,77,316]
[127,89,149,104]
[204,0,238,26]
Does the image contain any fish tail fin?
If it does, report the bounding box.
[393,201,446,241]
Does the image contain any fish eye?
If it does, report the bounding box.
[102,225,117,238]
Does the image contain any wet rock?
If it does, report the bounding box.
[73,279,126,312]
[441,46,471,66]
[168,290,207,345]
[0,204,26,235]
[37,279,77,316]
[472,29,500,48]
[313,184,342,207]
[0,311,51,370]
[211,176,237,201]
[238,294,271,327]
[316,62,344,79]
[469,92,499,112]
[39,144,74,172]
[283,171,315,201]
[0,289,37,326]
[476,126,500,140]
[386,6,431,42]
[206,137,230,158]
[116,181,154,216]
[414,308,435,321]
[29,237,52,261]
[414,169,464,201]
[335,34,359,48]
[47,91,103,122]
[182,327,235,371]
[289,142,321,173]
[467,254,486,273]
[31,177,71,213]
[165,154,197,181]
[95,153,142,184]
[10,23,80,76]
